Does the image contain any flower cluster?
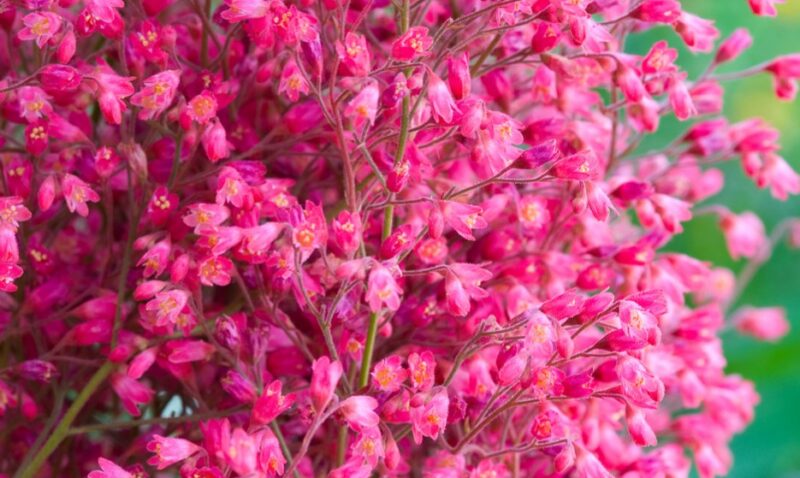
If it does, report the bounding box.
[0,0,797,477]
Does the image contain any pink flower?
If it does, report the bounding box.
[444,263,492,317]
[61,174,100,217]
[366,263,401,312]
[674,12,720,53]
[340,395,380,430]
[88,458,133,478]
[92,66,135,125]
[311,356,342,413]
[716,28,753,64]
[616,355,665,409]
[410,390,449,444]
[222,0,268,22]
[391,26,432,61]
[408,351,436,391]
[437,200,487,241]
[332,210,363,256]
[734,307,789,341]
[252,380,296,424]
[345,80,379,129]
[198,255,234,286]
[352,427,385,467]
[187,91,218,124]
[110,373,154,416]
[0,197,32,232]
[18,12,62,48]
[427,71,459,124]
[145,290,189,326]
[18,87,52,123]
[631,0,682,23]
[447,52,471,100]
[719,211,767,260]
[202,119,232,163]
[130,70,181,120]
[336,32,371,77]
[146,435,201,470]
[749,0,784,16]
[279,60,309,103]
[372,355,407,392]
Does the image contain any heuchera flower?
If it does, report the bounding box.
[18,12,63,48]
[391,26,433,61]
[130,70,181,120]
[146,435,201,469]
[0,1,796,477]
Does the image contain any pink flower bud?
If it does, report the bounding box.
[37,176,56,212]
[631,0,682,23]
[446,52,471,100]
[531,22,562,54]
[39,64,82,93]
[734,307,789,341]
[311,356,342,413]
[716,28,753,64]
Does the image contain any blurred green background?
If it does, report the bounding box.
[630,1,800,476]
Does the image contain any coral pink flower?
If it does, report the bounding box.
[719,211,767,260]
[18,87,52,123]
[345,81,379,129]
[88,458,132,478]
[617,355,665,409]
[716,28,753,64]
[336,32,371,77]
[352,427,385,467]
[408,351,436,391]
[437,200,487,241]
[332,210,363,256]
[674,12,720,52]
[187,91,219,125]
[391,26,432,61]
[252,380,296,424]
[427,71,458,124]
[734,307,790,341]
[110,373,154,416]
[221,0,268,22]
[61,174,100,217]
[146,435,201,470]
[340,395,380,430]
[366,263,401,312]
[749,0,784,16]
[279,60,309,103]
[311,356,342,413]
[130,70,181,120]
[631,0,682,23]
[410,390,449,444]
[145,289,189,326]
[202,119,232,163]
[372,355,407,392]
[198,255,234,286]
[18,12,62,48]
[447,52,471,100]
[92,66,135,125]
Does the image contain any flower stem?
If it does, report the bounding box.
[270,422,301,478]
[15,362,114,478]
[359,312,380,389]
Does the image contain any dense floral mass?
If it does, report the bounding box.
[0,0,798,476]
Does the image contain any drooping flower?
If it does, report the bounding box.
[18,12,62,48]
[130,70,181,120]
[146,435,201,470]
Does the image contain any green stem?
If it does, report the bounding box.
[15,362,114,478]
[358,312,380,388]
[336,426,348,466]
[270,422,300,478]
